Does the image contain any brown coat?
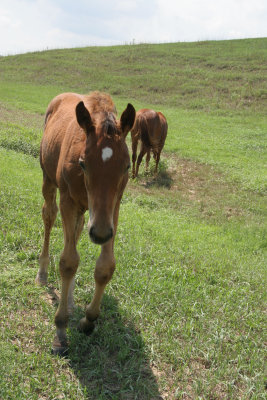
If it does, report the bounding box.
[131,108,168,177]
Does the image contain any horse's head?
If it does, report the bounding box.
[76,101,135,245]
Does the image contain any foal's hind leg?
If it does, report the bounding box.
[154,150,161,174]
[135,142,147,177]
[36,175,58,285]
[145,149,151,171]
[131,133,139,178]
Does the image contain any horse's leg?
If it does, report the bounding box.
[79,201,120,334]
[36,174,58,285]
[53,196,83,355]
[131,133,138,178]
[68,214,85,313]
[135,142,147,177]
[155,151,161,173]
[145,148,151,171]
[79,240,115,334]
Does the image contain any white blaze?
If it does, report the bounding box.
[102,147,113,162]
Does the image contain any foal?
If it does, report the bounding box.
[131,109,168,178]
[36,92,135,355]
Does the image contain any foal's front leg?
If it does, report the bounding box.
[52,201,83,355]
[67,213,85,313]
[79,240,115,334]
[79,200,120,334]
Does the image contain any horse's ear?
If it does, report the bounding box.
[76,101,94,135]
[120,103,136,138]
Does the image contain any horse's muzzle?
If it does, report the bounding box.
[89,226,113,245]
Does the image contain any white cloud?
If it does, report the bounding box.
[0,0,267,55]
[154,0,267,41]
[45,27,118,48]
[0,0,62,54]
[0,14,13,28]
[114,0,137,12]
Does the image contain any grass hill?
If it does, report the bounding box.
[1,38,267,113]
[0,38,266,399]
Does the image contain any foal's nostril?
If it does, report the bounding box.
[89,226,113,244]
[89,226,95,239]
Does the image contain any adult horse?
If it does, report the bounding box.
[131,109,168,178]
[36,91,135,355]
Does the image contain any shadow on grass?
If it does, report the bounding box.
[139,160,174,190]
[47,288,162,400]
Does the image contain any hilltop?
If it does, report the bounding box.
[1,37,267,113]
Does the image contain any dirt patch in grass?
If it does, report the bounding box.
[5,308,50,354]
[41,285,60,307]
[151,363,176,399]
[130,153,228,195]
[150,357,248,400]
[127,152,259,223]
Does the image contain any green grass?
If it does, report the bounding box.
[1,38,267,113]
[0,38,266,399]
[1,88,266,192]
[0,148,266,399]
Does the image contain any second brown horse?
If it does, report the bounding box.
[131,109,168,178]
[36,91,135,355]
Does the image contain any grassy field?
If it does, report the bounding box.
[1,38,267,113]
[0,38,266,399]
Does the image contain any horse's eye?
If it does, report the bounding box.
[79,158,85,170]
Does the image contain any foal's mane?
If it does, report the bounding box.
[102,112,118,137]
[86,91,118,137]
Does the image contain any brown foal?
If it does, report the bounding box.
[36,92,135,355]
[131,109,168,178]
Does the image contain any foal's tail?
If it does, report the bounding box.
[139,116,151,148]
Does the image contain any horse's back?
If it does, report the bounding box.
[157,111,167,125]
[40,93,84,185]
[44,93,82,125]
[137,109,167,148]
[137,109,158,124]
[132,109,157,137]
[44,92,116,132]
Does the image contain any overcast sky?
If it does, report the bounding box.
[1,0,267,55]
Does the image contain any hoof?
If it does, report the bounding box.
[51,335,69,357]
[78,317,95,336]
[35,272,48,286]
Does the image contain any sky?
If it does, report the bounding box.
[0,0,267,55]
